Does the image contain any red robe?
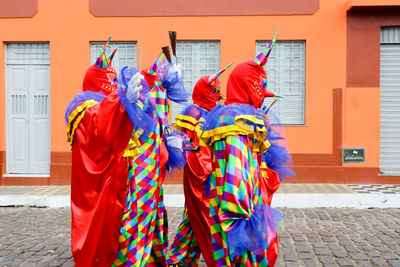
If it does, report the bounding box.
[170,76,219,266]
[167,75,221,266]
[225,61,282,265]
[180,116,216,267]
[260,165,281,266]
[70,91,133,267]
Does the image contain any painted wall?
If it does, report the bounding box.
[0,0,345,151]
[2,0,397,184]
[343,87,380,168]
[345,6,400,169]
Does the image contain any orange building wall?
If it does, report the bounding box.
[0,0,345,151]
[345,6,400,176]
[1,0,397,184]
[343,87,380,168]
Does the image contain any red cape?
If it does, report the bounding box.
[181,125,217,267]
[259,167,281,266]
[70,91,133,267]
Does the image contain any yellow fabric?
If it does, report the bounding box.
[66,99,146,157]
[175,120,195,132]
[68,111,86,145]
[122,131,142,158]
[260,162,268,169]
[120,97,145,157]
[200,114,270,153]
[66,100,99,145]
[175,114,201,126]
[66,100,98,133]
[234,114,265,127]
[174,115,205,140]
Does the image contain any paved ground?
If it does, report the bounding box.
[0,207,399,267]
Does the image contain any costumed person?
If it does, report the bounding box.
[167,63,232,267]
[113,35,191,266]
[199,30,294,266]
[65,37,156,267]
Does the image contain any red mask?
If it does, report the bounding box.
[82,64,118,95]
[225,61,267,109]
[192,75,221,111]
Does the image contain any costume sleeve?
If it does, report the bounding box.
[97,90,134,155]
[184,126,212,185]
[164,127,188,171]
[259,160,280,205]
[117,68,157,137]
[216,135,281,257]
[217,135,255,232]
[186,145,212,185]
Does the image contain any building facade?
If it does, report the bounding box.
[0,0,399,185]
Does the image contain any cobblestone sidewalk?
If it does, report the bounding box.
[0,207,399,266]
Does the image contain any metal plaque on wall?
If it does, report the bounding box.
[343,148,365,163]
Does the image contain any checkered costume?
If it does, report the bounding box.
[114,52,188,266]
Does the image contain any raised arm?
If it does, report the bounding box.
[98,68,155,155]
[97,90,134,155]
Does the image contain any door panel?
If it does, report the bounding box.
[10,118,28,170]
[6,43,50,175]
[6,65,29,173]
[380,42,400,175]
[29,65,51,174]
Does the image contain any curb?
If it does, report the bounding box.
[1,194,400,209]
[271,193,400,209]
[0,195,70,208]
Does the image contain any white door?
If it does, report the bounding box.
[29,65,51,173]
[6,65,30,173]
[380,28,400,175]
[5,43,50,174]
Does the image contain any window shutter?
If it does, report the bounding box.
[380,27,400,175]
[90,42,137,74]
[256,41,305,125]
[170,41,220,122]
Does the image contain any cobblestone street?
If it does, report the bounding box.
[0,207,399,267]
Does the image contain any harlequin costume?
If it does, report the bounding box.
[65,38,156,267]
[112,47,190,267]
[199,30,294,266]
[167,64,232,267]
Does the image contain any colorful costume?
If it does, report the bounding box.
[113,50,189,267]
[66,38,156,267]
[167,64,231,267]
[201,31,293,266]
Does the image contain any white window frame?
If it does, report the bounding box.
[5,42,51,174]
[90,41,137,74]
[256,40,306,125]
[171,40,221,122]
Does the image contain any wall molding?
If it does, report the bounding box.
[89,0,319,17]
[0,0,37,18]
